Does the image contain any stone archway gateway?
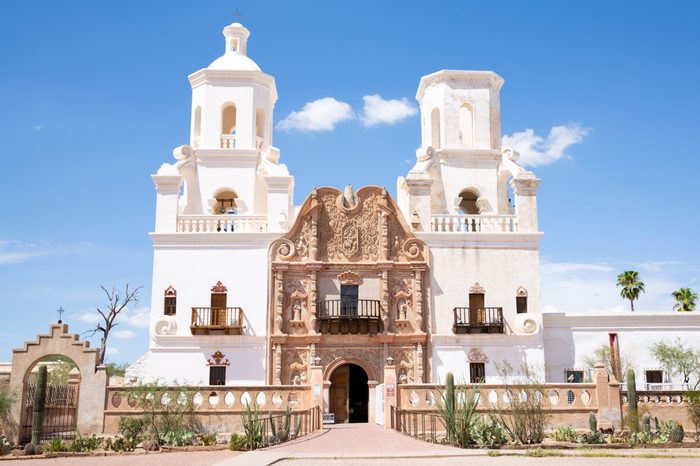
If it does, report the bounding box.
[329,363,369,423]
[8,324,107,444]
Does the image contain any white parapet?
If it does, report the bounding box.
[429,214,518,233]
[177,214,268,233]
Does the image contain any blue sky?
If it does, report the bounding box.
[1,0,699,364]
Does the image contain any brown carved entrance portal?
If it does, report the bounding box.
[329,363,368,423]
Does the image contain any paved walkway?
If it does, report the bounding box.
[217,423,700,466]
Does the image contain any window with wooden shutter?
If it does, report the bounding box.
[209,366,226,386]
[516,296,527,314]
[469,362,485,383]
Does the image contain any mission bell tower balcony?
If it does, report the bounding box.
[316,299,382,335]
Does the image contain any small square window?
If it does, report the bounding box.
[645,370,663,385]
[209,366,226,386]
[469,363,485,383]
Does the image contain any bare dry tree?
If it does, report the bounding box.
[87,284,142,364]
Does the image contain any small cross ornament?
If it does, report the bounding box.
[56,306,65,324]
[232,7,243,21]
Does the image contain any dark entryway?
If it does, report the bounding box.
[329,363,369,423]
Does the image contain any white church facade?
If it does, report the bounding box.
[127,21,700,422]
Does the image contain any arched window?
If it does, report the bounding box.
[164,286,177,316]
[458,189,480,215]
[221,104,237,149]
[516,287,528,314]
[430,107,441,149]
[215,189,238,214]
[459,103,474,149]
[193,106,201,147]
[255,108,265,148]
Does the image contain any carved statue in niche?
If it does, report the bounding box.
[392,348,414,384]
[392,277,413,327]
[397,299,409,320]
[285,278,308,330]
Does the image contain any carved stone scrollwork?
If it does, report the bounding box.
[275,239,295,261]
[283,348,309,385]
[516,286,528,297]
[467,347,488,363]
[337,270,362,285]
[470,282,485,294]
[153,316,177,336]
[392,348,415,384]
[403,238,425,261]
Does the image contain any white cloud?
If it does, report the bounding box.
[105,347,120,355]
[73,306,150,328]
[0,241,45,265]
[113,329,136,339]
[502,124,590,167]
[541,259,689,314]
[277,97,354,132]
[359,94,417,127]
[122,306,150,328]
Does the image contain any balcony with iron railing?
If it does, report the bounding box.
[452,307,504,334]
[191,307,244,335]
[316,299,382,335]
[430,215,518,233]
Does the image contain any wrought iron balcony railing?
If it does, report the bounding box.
[316,299,382,335]
[191,307,244,335]
[452,307,504,334]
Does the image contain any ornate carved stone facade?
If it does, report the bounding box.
[267,186,429,384]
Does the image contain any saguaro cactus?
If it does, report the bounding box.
[626,368,639,432]
[31,364,48,445]
[444,372,456,444]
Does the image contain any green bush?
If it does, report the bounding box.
[118,416,147,445]
[580,430,606,444]
[69,434,103,452]
[552,425,578,442]
[229,432,249,451]
[108,436,136,452]
[199,432,218,446]
[160,428,196,446]
[44,438,68,452]
[471,416,507,446]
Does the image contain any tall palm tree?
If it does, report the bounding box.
[616,270,645,312]
[672,287,697,312]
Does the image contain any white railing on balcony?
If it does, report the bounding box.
[429,215,518,233]
[644,383,690,392]
[177,215,267,233]
[220,134,236,149]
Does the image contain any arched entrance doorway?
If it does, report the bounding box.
[329,363,368,423]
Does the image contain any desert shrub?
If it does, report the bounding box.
[160,428,196,446]
[580,430,606,444]
[118,416,147,445]
[108,436,136,452]
[490,362,549,444]
[552,425,578,442]
[44,438,68,452]
[437,372,479,447]
[69,433,103,452]
[0,390,17,439]
[471,416,507,446]
[240,402,265,450]
[686,391,700,441]
[229,432,249,451]
[199,432,217,446]
[126,383,198,445]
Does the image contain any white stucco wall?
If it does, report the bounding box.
[543,312,700,387]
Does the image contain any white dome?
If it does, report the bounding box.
[208,53,261,72]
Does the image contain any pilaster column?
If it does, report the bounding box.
[151,165,182,233]
[309,190,319,261]
[511,175,541,233]
[403,177,433,232]
[415,343,424,383]
[383,361,397,429]
[273,270,284,334]
[274,344,282,385]
[380,269,390,331]
[413,269,424,331]
[307,270,318,334]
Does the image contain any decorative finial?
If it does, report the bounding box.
[232,6,243,21]
[56,306,65,324]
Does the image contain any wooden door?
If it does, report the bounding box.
[329,365,349,423]
[469,293,484,324]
